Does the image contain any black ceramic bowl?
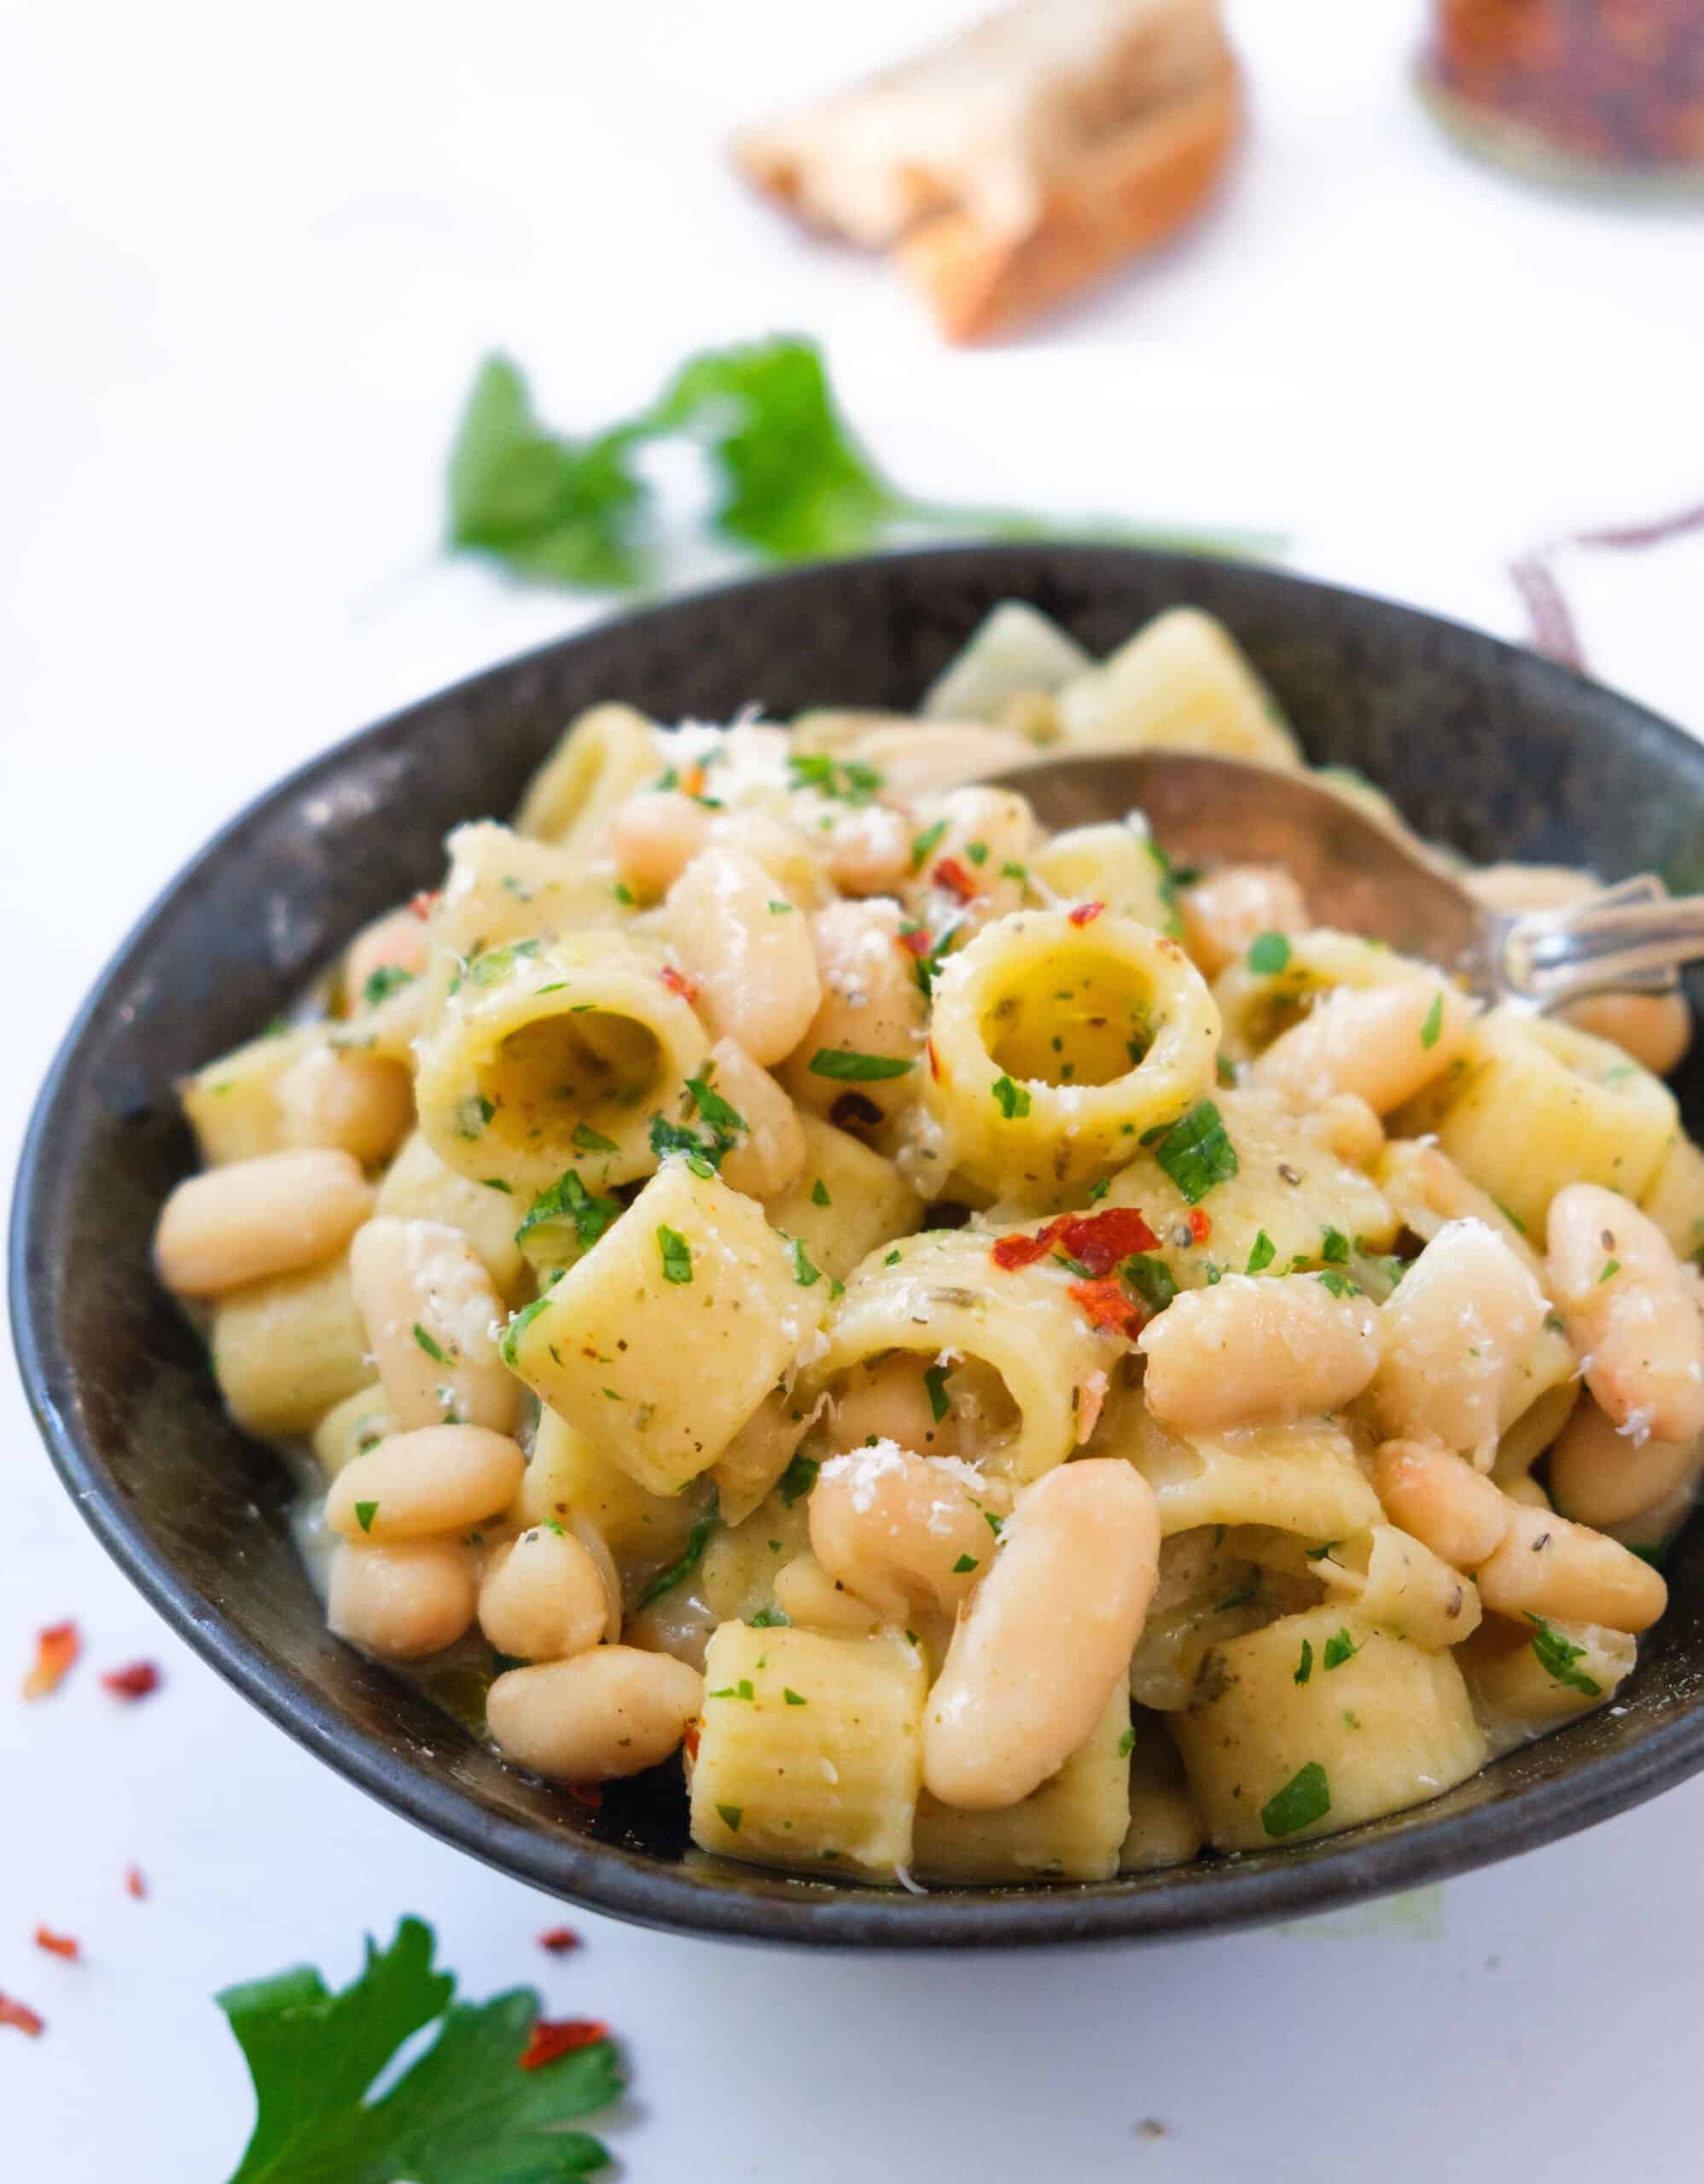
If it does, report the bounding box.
[15,545,1704,1949]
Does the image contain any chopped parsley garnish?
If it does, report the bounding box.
[1294,1640,1314,1685]
[782,1688,808,1706]
[992,1074,1032,1120]
[1216,1053,1236,1088]
[966,840,990,865]
[1260,1761,1331,1838]
[613,881,635,906]
[1152,1101,1239,1204]
[1087,1177,1110,1202]
[1599,1258,1621,1283]
[1000,860,1028,883]
[411,1324,447,1364]
[1319,1227,1350,1264]
[706,1679,756,1702]
[354,1501,378,1535]
[883,1249,902,1266]
[811,1178,831,1206]
[767,899,794,915]
[515,1168,621,1255]
[951,1554,979,1575]
[777,1453,819,1507]
[910,818,948,870]
[922,1363,953,1423]
[1322,1628,1361,1671]
[1316,1269,1360,1298]
[570,1122,618,1155]
[636,1514,716,1609]
[1121,1253,1178,1311]
[1420,991,1445,1048]
[1247,932,1292,975]
[362,966,416,1007]
[790,1237,823,1287]
[787,752,884,804]
[480,1176,513,1194]
[498,1292,554,1368]
[1526,1613,1602,1696]
[716,1804,743,1833]
[808,1048,915,1082]
[684,1076,747,1138]
[1117,1726,1137,1758]
[747,1604,791,1628]
[1492,1197,1527,1235]
[657,1225,694,1284]
[1247,1230,1277,1274]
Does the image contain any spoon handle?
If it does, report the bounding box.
[1498,876,1704,1008]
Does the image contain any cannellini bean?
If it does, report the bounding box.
[486,1647,704,1781]
[349,1216,521,1434]
[276,1045,414,1166]
[923,1459,1160,1810]
[1300,1092,1384,1170]
[1374,1440,1511,1570]
[818,802,912,896]
[826,1356,962,1458]
[788,900,927,1126]
[1368,1219,1549,1464]
[1547,1183,1704,1444]
[569,1515,625,1644]
[706,1037,805,1199]
[477,1525,609,1660]
[1252,979,1472,1115]
[665,847,821,1066]
[1547,1399,1702,1531]
[326,1425,525,1543]
[911,786,1034,925]
[1137,1273,1380,1434]
[707,810,834,912]
[607,790,712,896]
[1179,864,1307,979]
[771,1551,884,1632]
[346,905,431,1005]
[1563,991,1692,1077]
[327,1539,476,1658]
[1476,1501,1667,1633]
[1501,1473,1554,1511]
[809,1443,992,1619]
[155,1149,374,1298]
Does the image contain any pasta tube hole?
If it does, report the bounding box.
[981,948,1155,1090]
[479,1009,662,1149]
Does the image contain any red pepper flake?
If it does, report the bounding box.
[898,925,933,958]
[21,1621,79,1701]
[681,764,707,799]
[408,890,440,921]
[1068,1276,1147,1343]
[125,1866,148,1901]
[100,1661,160,1702]
[992,1207,1159,1278]
[682,1717,701,1762]
[538,1926,581,1955]
[520,2018,608,2071]
[33,1928,78,1962]
[660,964,699,1002]
[1189,1209,1213,1244]
[927,1038,941,1083]
[563,1782,603,1810]
[0,1993,44,2038]
[1067,900,1105,927]
[932,857,979,903]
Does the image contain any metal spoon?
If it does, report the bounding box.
[992,750,1697,1013]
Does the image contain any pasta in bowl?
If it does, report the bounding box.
[145,593,1704,1892]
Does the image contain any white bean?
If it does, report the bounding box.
[1180,865,1307,979]
[705,1037,805,1199]
[922,1459,1160,1810]
[1373,1440,1510,1571]
[826,1356,962,1458]
[349,1216,521,1434]
[1369,1218,1549,1464]
[276,1045,414,1166]
[1476,1500,1667,1633]
[771,1551,884,1632]
[665,848,821,1066]
[155,1149,374,1298]
[486,1647,704,1781]
[1253,979,1472,1115]
[1547,1183,1704,1444]
[607,791,712,896]
[327,1539,476,1658]
[478,1525,609,1660]
[818,802,912,896]
[788,899,926,1125]
[809,1444,993,1619]
[1300,1092,1384,1170]
[325,1424,524,1542]
[1547,1398,1702,1531]
[1137,1273,1380,1434]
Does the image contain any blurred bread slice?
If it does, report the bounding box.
[734,0,1238,341]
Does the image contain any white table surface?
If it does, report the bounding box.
[6,3,1704,2176]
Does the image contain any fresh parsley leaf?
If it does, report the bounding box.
[1319,1227,1350,1264]
[790,1237,823,1287]
[1526,1613,1602,1696]
[411,1324,447,1364]
[785,752,885,805]
[1316,1269,1360,1298]
[811,1178,831,1207]
[1121,1253,1178,1311]
[716,1804,743,1833]
[1600,1258,1621,1283]
[923,1362,953,1423]
[683,1076,747,1138]
[1259,1761,1331,1839]
[1117,1725,1137,1758]
[1322,1628,1362,1671]
[808,1048,915,1082]
[571,1122,619,1155]
[1420,990,1445,1049]
[215,1916,620,2184]
[1153,1101,1239,1205]
[657,1225,694,1285]
[1247,1229,1276,1274]
[1247,932,1291,975]
[362,967,416,1007]
[777,1453,819,1507]
[515,1169,621,1256]
[992,1074,1032,1119]
[499,1293,554,1368]
[1294,1640,1314,1686]
[354,1502,378,1536]
[910,818,947,871]
[951,1553,979,1575]
[747,1603,791,1629]
[782,1688,808,1707]
[637,1516,717,1610]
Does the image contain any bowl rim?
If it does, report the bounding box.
[15,541,1704,1949]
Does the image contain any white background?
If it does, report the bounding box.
[6,3,1704,2177]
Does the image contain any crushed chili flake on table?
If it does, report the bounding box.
[125,1866,148,1900]
[1068,1276,1147,1343]
[100,1661,161,1701]
[519,2018,609,2071]
[33,1928,78,1961]
[992,1206,1159,1276]
[1067,900,1105,926]
[659,964,699,1002]
[21,1620,80,1701]
[537,1926,582,1955]
[0,1993,44,2037]
[932,856,979,903]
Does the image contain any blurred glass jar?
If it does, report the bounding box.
[1419,0,1704,193]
